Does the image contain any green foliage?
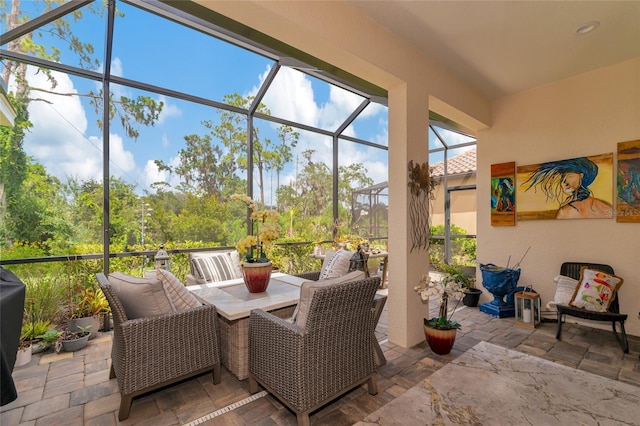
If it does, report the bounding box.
[428,224,477,266]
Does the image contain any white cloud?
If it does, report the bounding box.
[156,95,182,124]
[22,67,100,182]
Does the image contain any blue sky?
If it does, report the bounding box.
[6,1,470,201]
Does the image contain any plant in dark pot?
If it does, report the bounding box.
[54,326,89,353]
[440,263,481,307]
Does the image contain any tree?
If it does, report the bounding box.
[0,0,163,249]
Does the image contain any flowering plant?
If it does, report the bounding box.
[415,273,464,330]
[231,194,282,263]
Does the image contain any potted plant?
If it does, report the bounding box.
[415,273,464,355]
[15,324,34,368]
[231,194,282,293]
[439,263,481,307]
[67,284,110,339]
[55,325,90,353]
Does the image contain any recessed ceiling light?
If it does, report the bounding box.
[576,21,600,35]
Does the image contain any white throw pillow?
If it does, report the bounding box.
[294,270,367,328]
[569,268,623,312]
[319,249,354,280]
[546,274,579,311]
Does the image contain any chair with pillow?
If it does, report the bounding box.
[96,271,221,420]
[248,275,380,426]
[555,262,628,353]
[185,250,243,286]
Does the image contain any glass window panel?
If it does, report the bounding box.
[338,139,388,248]
[112,2,274,106]
[107,83,250,249]
[261,66,365,132]
[254,118,334,243]
[9,63,105,254]
[1,2,106,72]
[347,102,388,146]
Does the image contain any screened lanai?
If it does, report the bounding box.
[0,0,474,273]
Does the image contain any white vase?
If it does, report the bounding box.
[15,345,32,368]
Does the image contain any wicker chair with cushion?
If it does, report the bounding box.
[248,276,380,426]
[555,262,628,353]
[96,273,221,420]
[295,270,387,366]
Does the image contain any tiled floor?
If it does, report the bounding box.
[2,297,640,425]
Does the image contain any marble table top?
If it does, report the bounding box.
[358,341,640,425]
[187,272,309,321]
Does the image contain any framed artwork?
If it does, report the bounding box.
[516,153,613,220]
[616,140,640,223]
[491,162,516,226]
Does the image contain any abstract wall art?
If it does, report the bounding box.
[516,153,613,220]
[616,140,640,223]
[491,162,516,226]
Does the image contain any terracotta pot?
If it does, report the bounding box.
[242,261,273,293]
[424,325,457,355]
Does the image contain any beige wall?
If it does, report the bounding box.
[431,174,478,234]
[478,57,640,336]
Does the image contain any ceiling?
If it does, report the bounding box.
[348,1,640,100]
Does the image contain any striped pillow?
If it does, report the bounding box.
[190,251,242,283]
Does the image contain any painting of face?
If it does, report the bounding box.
[561,172,583,195]
[516,153,613,220]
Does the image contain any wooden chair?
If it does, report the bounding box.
[555,262,628,353]
[248,276,380,426]
[96,273,221,420]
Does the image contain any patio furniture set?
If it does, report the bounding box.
[96,248,387,425]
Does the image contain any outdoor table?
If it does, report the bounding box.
[187,272,307,380]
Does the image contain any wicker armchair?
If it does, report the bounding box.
[248,276,380,426]
[296,270,387,366]
[555,262,628,353]
[96,273,221,420]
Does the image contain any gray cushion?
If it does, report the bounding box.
[294,270,367,328]
[107,272,174,319]
[155,269,202,311]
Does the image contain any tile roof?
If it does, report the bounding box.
[430,147,476,177]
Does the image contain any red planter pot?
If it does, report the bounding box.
[423,325,457,355]
[241,261,273,293]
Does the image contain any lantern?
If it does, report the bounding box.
[154,245,171,271]
[514,286,540,328]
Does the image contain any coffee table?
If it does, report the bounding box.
[188,272,308,380]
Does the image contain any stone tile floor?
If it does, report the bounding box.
[2,300,640,425]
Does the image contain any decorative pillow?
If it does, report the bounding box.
[569,268,624,312]
[155,269,202,311]
[294,270,367,328]
[546,275,579,311]
[189,251,242,283]
[107,272,174,319]
[319,249,354,280]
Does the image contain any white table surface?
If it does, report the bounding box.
[187,272,309,321]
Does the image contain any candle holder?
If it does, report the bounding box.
[514,286,541,328]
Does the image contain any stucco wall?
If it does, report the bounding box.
[477,58,640,336]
